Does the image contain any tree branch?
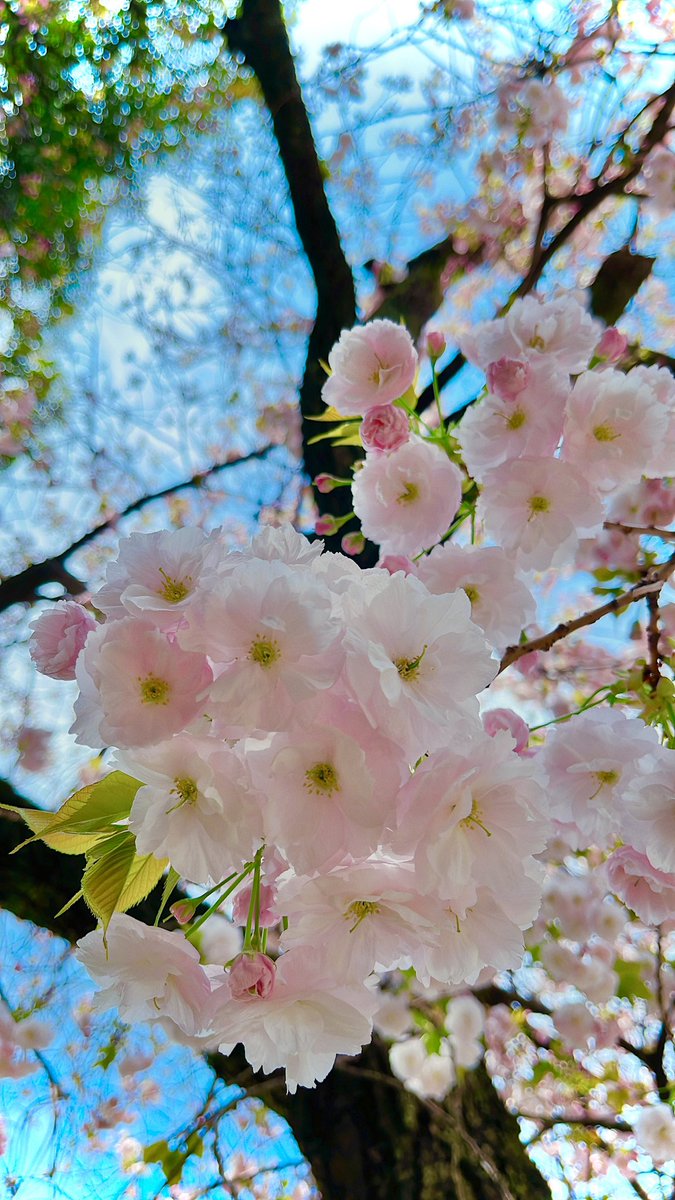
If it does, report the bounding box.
[514,78,675,299]
[0,447,273,614]
[498,552,675,674]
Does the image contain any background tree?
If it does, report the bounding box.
[2,1,675,1197]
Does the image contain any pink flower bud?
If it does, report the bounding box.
[360,403,410,453]
[486,357,531,401]
[170,901,195,926]
[596,326,628,363]
[315,515,339,536]
[341,532,365,556]
[29,600,96,681]
[482,707,530,754]
[426,330,447,361]
[229,952,276,1001]
[315,473,337,494]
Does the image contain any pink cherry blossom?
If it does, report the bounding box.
[605,846,675,925]
[178,558,343,732]
[278,861,440,981]
[478,456,604,571]
[120,737,264,885]
[228,953,276,1000]
[76,914,212,1035]
[462,295,601,375]
[562,368,670,490]
[459,360,569,478]
[542,708,661,847]
[247,725,394,875]
[352,438,463,556]
[71,619,212,749]
[486,357,531,400]
[29,600,96,680]
[212,948,377,1092]
[342,571,495,758]
[360,402,410,452]
[416,542,535,649]
[394,730,546,910]
[94,527,218,628]
[322,319,418,416]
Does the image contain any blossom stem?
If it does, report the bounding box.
[243,846,264,952]
[186,865,255,941]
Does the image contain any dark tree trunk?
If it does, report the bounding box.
[213,1039,550,1200]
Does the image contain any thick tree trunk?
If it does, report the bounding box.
[213,1039,550,1200]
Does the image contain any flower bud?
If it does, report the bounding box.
[486,357,530,401]
[595,326,628,363]
[426,331,447,361]
[229,952,276,1001]
[360,403,410,453]
[170,900,196,926]
[315,473,338,494]
[341,531,365,556]
[315,514,339,536]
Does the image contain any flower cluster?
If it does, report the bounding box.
[31,520,548,1092]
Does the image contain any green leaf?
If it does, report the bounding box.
[307,419,360,445]
[307,405,347,422]
[12,772,141,851]
[82,831,167,932]
[0,805,105,855]
[155,867,181,926]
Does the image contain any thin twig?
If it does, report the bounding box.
[499,551,675,673]
[0,446,274,613]
[605,522,675,542]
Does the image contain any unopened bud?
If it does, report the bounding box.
[315,473,337,494]
[426,331,447,361]
[170,900,196,926]
[229,952,276,1001]
[315,514,339,536]
[596,327,628,363]
[341,531,365,556]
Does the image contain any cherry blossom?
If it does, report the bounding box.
[71,619,212,749]
[322,319,418,416]
[76,914,213,1035]
[478,456,604,570]
[29,600,97,680]
[562,367,670,490]
[212,949,377,1092]
[352,437,463,556]
[360,403,410,452]
[416,542,535,649]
